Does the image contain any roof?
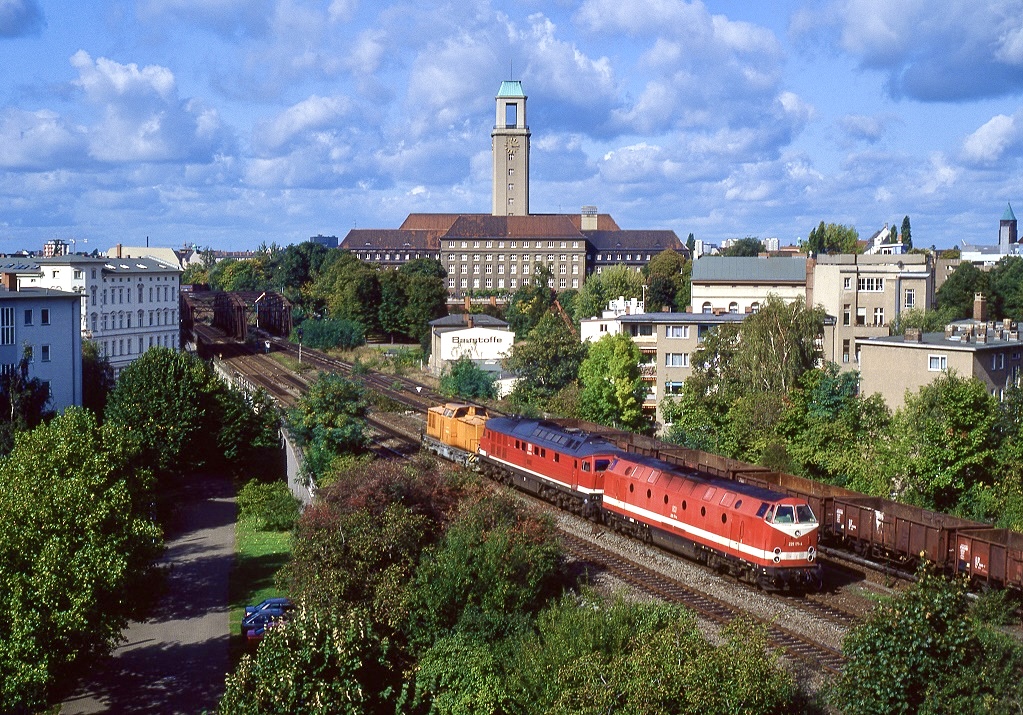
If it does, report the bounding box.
[497,80,525,98]
[568,213,621,231]
[485,416,622,459]
[340,229,440,251]
[28,256,180,274]
[585,230,684,252]
[863,330,1023,352]
[429,313,509,328]
[615,312,746,325]
[692,256,807,283]
[443,214,584,240]
[1004,203,1017,222]
[0,287,80,301]
[400,213,475,232]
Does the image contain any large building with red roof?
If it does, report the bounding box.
[341,81,686,295]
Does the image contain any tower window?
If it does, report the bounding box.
[505,103,517,127]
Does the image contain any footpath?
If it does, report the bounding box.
[62,473,235,714]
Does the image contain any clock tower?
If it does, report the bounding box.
[492,80,530,216]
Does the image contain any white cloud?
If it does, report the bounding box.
[962,113,1023,164]
[0,109,86,170]
[71,51,231,163]
[253,95,351,155]
[328,0,357,23]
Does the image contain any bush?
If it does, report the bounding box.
[292,318,366,350]
[237,480,300,531]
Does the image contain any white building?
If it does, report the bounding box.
[14,255,182,375]
[0,273,82,411]
[690,256,808,314]
[579,296,646,342]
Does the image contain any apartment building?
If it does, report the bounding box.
[0,274,82,411]
[580,302,744,425]
[15,255,182,375]
[860,319,1023,410]
[690,256,808,314]
[809,253,933,370]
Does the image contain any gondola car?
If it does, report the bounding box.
[602,453,822,591]
[476,416,621,519]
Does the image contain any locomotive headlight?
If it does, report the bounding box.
[808,545,815,554]
[795,530,801,537]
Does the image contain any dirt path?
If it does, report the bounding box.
[61,473,235,714]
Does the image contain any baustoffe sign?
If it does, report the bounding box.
[440,327,512,361]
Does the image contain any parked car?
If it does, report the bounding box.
[244,597,292,617]
[241,598,293,636]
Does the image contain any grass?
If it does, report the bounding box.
[228,513,293,659]
[269,351,316,374]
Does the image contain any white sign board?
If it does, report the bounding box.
[439,327,512,362]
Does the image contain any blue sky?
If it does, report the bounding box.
[2,1,1023,252]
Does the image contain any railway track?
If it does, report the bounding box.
[560,531,848,675]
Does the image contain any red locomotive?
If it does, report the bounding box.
[603,453,821,591]
[427,410,822,591]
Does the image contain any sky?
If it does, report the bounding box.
[3,1,1023,253]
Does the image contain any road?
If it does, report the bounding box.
[61,473,235,715]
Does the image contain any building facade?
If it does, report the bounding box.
[690,256,808,315]
[0,275,82,412]
[809,253,933,370]
[859,320,1023,410]
[492,81,530,216]
[15,255,182,375]
[428,313,513,376]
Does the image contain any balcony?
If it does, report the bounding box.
[639,363,657,377]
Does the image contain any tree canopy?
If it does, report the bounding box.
[721,236,764,257]
[578,332,648,431]
[802,221,860,255]
[439,356,498,401]
[505,311,586,409]
[936,261,989,318]
[573,264,645,322]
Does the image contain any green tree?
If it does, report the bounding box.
[644,249,688,312]
[574,264,645,323]
[293,317,366,350]
[892,371,1002,512]
[685,232,696,256]
[889,306,957,335]
[180,262,209,285]
[731,294,826,395]
[439,356,498,401]
[0,409,161,713]
[401,260,449,348]
[81,340,115,419]
[505,312,586,409]
[901,214,912,250]
[104,347,225,479]
[578,333,647,431]
[219,606,399,715]
[987,255,1023,320]
[505,265,555,339]
[833,564,1023,714]
[888,224,898,243]
[936,261,990,318]
[304,253,381,333]
[209,257,271,292]
[286,373,369,482]
[802,221,860,255]
[268,241,330,303]
[0,349,53,457]
[215,386,281,476]
[721,236,765,257]
[404,492,561,650]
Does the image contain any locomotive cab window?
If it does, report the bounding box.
[594,459,610,472]
[774,506,795,524]
[797,505,817,524]
[755,502,770,518]
[581,461,591,472]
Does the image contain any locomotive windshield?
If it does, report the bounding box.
[796,505,817,524]
[773,506,795,523]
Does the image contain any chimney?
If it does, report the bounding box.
[977,329,988,344]
[116,243,122,259]
[1004,318,1013,331]
[905,327,922,342]
[464,295,471,310]
[974,293,988,322]
[581,205,598,231]
[1,273,16,291]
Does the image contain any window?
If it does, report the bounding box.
[750,301,760,313]
[41,345,49,362]
[664,381,684,395]
[842,339,850,364]
[843,277,852,290]
[842,304,851,326]
[904,288,916,309]
[993,353,1006,370]
[702,302,712,314]
[40,309,49,326]
[665,353,689,367]
[0,307,13,345]
[856,307,866,326]
[23,309,32,326]
[857,277,884,292]
[728,302,738,314]
[666,325,689,339]
[928,354,948,371]
[873,307,884,326]
[559,278,567,288]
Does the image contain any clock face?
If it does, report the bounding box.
[505,136,520,155]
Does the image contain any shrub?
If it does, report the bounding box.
[237,480,300,531]
[292,318,366,350]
